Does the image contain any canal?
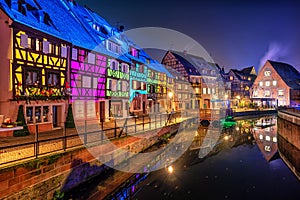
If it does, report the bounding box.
[67,115,300,199]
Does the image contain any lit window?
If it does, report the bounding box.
[278,89,284,96]
[265,135,271,141]
[203,88,207,94]
[248,77,251,81]
[230,76,233,81]
[35,39,40,51]
[264,71,271,76]
[208,88,211,94]
[195,88,199,94]
[265,81,270,86]
[259,81,263,87]
[273,137,277,143]
[212,88,215,94]
[273,80,277,86]
[253,90,258,97]
[264,90,271,97]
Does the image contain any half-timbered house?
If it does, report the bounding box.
[0,0,93,133]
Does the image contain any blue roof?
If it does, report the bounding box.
[0,0,173,74]
[0,0,100,50]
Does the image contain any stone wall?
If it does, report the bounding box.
[0,123,179,199]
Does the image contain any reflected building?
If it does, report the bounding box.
[252,116,278,162]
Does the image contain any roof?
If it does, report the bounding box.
[268,60,300,89]
[229,68,256,82]
[167,51,219,76]
[0,0,98,50]
[0,0,172,76]
[241,66,256,75]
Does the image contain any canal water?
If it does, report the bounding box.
[68,115,300,199]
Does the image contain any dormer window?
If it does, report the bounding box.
[130,47,139,57]
[107,41,120,54]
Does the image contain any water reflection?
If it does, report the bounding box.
[75,115,300,199]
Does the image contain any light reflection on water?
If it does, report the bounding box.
[107,115,300,200]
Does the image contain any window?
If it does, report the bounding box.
[47,72,59,87]
[72,48,78,60]
[107,41,120,54]
[61,46,67,58]
[122,81,128,92]
[35,39,41,51]
[259,81,263,87]
[26,106,50,124]
[110,60,119,70]
[121,63,129,73]
[82,76,91,88]
[93,77,98,89]
[142,82,146,90]
[273,80,277,86]
[208,88,211,94]
[265,81,270,87]
[88,52,95,64]
[278,89,284,96]
[131,47,139,57]
[212,88,215,94]
[111,79,117,91]
[203,88,207,94]
[28,37,33,49]
[139,65,144,73]
[43,40,50,54]
[264,70,271,76]
[253,90,258,97]
[230,76,234,81]
[195,88,199,94]
[20,34,28,48]
[264,90,271,97]
[248,77,251,81]
[25,70,39,85]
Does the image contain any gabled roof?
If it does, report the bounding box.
[268,60,300,89]
[229,67,256,82]
[241,66,256,75]
[0,0,98,50]
[166,51,219,76]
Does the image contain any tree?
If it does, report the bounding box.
[13,105,30,136]
[65,104,75,128]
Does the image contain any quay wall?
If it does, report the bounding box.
[277,110,300,180]
[0,123,180,199]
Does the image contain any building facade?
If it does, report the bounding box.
[251,60,300,107]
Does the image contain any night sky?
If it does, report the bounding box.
[76,0,300,72]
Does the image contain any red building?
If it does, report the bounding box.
[251,60,300,107]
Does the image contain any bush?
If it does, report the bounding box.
[13,105,30,137]
[65,104,75,128]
